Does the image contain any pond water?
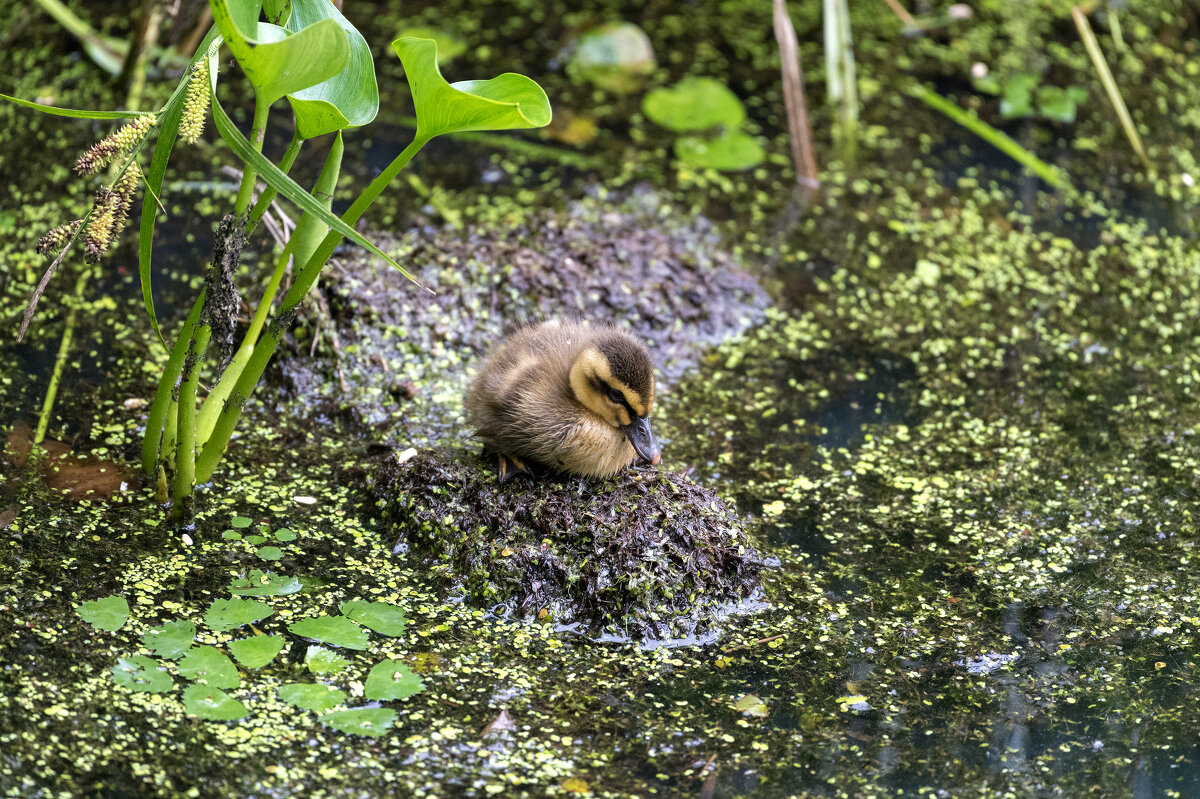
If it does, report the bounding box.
[4,1,1200,797]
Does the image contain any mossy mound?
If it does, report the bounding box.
[375,450,768,638]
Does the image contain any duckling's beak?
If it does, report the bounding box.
[623,416,661,466]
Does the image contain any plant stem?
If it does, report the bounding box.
[173,324,211,509]
[34,267,90,446]
[1071,4,1150,171]
[142,291,205,476]
[234,97,270,216]
[246,131,303,230]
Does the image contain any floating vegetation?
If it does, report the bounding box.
[228,635,286,668]
[75,596,130,632]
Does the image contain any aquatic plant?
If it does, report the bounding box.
[8,0,551,518]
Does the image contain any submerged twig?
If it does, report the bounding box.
[773,0,820,199]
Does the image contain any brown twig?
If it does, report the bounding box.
[720,633,786,655]
[772,0,820,197]
[880,0,916,28]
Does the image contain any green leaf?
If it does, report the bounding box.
[257,546,283,561]
[0,93,146,119]
[222,531,243,540]
[567,22,655,94]
[112,655,173,693]
[141,620,196,659]
[304,645,349,675]
[228,635,286,668]
[288,616,370,650]
[231,515,253,528]
[319,707,396,737]
[278,682,346,712]
[284,0,379,138]
[364,661,424,701]
[393,37,552,142]
[396,27,467,63]
[183,684,248,720]
[229,570,302,596]
[210,0,348,105]
[1037,85,1087,124]
[204,597,273,632]
[245,535,267,545]
[999,73,1038,119]
[209,91,419,284]
[274,528,296,541]
[178,646,240,688]
[674,131,764,171]
[339,601,408,637]
[76,596,130,632]
[643,77,746,132]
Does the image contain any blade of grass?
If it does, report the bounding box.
[1071,5,1150,171]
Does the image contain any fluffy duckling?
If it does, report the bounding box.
[466,320,662,480]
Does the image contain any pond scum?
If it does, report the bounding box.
[5,0,1200,796]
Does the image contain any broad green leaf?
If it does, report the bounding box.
[0,94,145,119]
[340,601,407,637]
[183,684,248,720]
[257,546,283,561]
[284,0,378,138]
[204,597,272,632]
[305,645,349,675]
[674,131,764,171]
[262,0,290,24]
[320,707,396,737]
[178,646,240,688]
[231,515,253,528]
[210,0,348,105]
[76,596,130,632]
[288,616,369,650]
[364,661,424,701]
[278,682,346,711]
[112,655,173,693]
[274,528,296,541]
[230,570,302,596]
[393,37,551,143]
[228,635,286,668]
[396,27,467,63]
[245,535,267,545]
[141,620,196,659]
[643,77,746,132]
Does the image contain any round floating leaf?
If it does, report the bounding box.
[141,620,195,660]
[320,707,397,737]
[393,37,551,144]
[274,528,297,542]
[364,661,424,701]
[76,596,130,632]
[222,531,242,540]
[289,616,369,650]
[228,635,286,669]
[204,597,273,632]
[643,76,746,132]
[112,655,173,694]
[257,546,283,562]
[284,0,379,138]
[674,131,765,171]
[305,645,349,675]
[230,516,253,529]
[230,570,302,597]
[732,694,770,718]
[567,22,655,94]
[245,535,267,545]
[340,601,408,637]
[178,646,240,689]
[278,682,347,712]
[182,684,248,721]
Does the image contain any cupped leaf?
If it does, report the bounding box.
[674,131,765,171]
[178,646,240,689]
[643,77,746,132]
[77,596,130,632]
[340,601,407,637]
[393,37,551,143]
[289,615,370,650]
[228,634,286,668]
[141,620,196,659]
[230,570,302,597]
[320,707,396,737]
[183,684,248,720]
[204,597,273,632]
[278,682,346,712]
[364,661,424,701]
[284,0,378,138]
[210,0,348,105]
[112,655,173,693]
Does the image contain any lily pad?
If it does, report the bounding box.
[178,646,240,689]
[319,707,397,737]
[229,570,302,597]
[278,682,347,712]
[305,645,349,675]
[274,528,296,542]
[230,516,253,528]
[182,684,248,721]
[257,546,283,561]
[205,597,273,632]
[222,530,242,540]
[339,601,407,637]
[674,131,764,171]
[245,534,267,545]
[289,615,370,649]
[732,694,769,718]
[141,620,195,659]
[643,76,746,132]
[228,635,286,669]
[364,661,424,701]
[76,596,130,632]
[111,655,172,694]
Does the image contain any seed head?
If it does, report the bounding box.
[74,114,157,175]
[180,60,211,144]
[37,219,83,257]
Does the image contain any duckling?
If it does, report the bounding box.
[466,320,662,480]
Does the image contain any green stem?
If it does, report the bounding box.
[234,97,270,216]
[196,135,422,483]
[173,324,211,509]
[162,398,178,458]
[142,290,205,476]
[35,267,91,446]
[246,130,303,230]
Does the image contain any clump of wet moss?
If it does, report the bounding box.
[376,451,767,637]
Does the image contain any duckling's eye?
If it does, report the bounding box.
[606,387,623,404]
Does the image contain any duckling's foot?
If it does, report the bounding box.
[497,453,531,484]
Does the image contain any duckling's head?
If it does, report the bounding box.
[568,330,661,466]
